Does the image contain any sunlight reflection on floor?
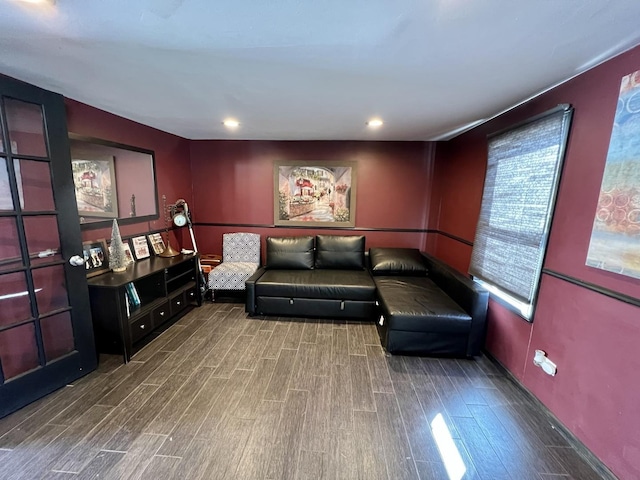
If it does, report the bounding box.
[431,413,466,480]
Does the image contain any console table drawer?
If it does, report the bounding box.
[170,291,187,315]
[152,301,171,327]
[185,286,198,305]
[130,313,153,344]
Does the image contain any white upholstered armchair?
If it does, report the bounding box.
[208,233,260,300]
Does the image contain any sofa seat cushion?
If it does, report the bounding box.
[255,269,376,301]
[375,277,471,333]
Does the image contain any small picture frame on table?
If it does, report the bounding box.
[131,236,151,260]
[108,240,135,266]
[147,233,166,255]
[83,239,110,278]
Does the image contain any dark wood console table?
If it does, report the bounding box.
[87,253,201,363]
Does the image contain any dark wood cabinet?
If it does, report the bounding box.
[87,254,201,362]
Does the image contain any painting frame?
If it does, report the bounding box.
[131,235,151,260]
[71,155,119,219]
[82,239,110,278]
[274,160,357,227]
[147,233,166,255]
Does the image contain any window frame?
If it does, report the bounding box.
[470,104,574,322]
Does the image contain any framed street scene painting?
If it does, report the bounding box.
[275,160,357,227]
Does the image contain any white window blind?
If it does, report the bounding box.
[470,105,573,308]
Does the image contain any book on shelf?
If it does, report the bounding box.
[125,282,141,306]
[124,291,131,318]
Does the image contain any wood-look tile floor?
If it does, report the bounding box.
[0,303,605,480]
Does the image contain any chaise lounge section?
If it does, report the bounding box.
[370,247,489,357]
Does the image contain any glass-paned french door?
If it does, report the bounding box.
[0,76,96,418]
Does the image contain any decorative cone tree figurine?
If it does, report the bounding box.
[109,219,128,272]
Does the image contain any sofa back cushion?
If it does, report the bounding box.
[315,235,365,269]
[266,236,315,269]
[369,247,428,276]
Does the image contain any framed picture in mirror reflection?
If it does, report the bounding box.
[71,156,119,219]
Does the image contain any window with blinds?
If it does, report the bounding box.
[469,105,573,320]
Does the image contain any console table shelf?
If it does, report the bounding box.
[87,253,201,363]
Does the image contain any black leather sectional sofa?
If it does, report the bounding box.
[245,235,489,357]
[246,235,376,319]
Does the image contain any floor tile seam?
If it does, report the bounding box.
[0,421,70,452]
[263,353,299,403]
[374,391,420,480]
[491,403,558,456]
[46,421,71,427]
[284,390,311,480]
[365,345,394,395]
[388,389,424,476]
[455,358,493,386]
[288,385,312,393]
[140,381,166,387]
[352,407,377,413]
[131,379,198,439]
[505,403,570,448]
[193,369,254,431]
[210,337,256,377]
[99,448,128,453]
[428,369,474,421]
[359,349,379,411]
[234,367,256,373]
[93,397,163,452]
[136,432,169,441]
[483,404,559,474]
[450,433,484,478]
[173,341,221,373]
[166,336,212,362]
[449,413,512,478]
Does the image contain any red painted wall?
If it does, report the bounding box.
[64,99,191,247]
[429,45,640,478]
[189,140,435,257]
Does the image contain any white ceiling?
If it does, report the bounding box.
[1,0,640,141]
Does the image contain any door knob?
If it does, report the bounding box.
[69,255,85,267]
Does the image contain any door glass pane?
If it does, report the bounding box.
[0,323,39,380]
[33,265,68,315]
[15,159,54,211]
[23,215,62,266]
[0,157,15,211]
[41,311,74,362]
[4,98,47,158]
[0,217,22,273]
[0,271,32,328]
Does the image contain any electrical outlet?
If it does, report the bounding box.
[533,349,557,376]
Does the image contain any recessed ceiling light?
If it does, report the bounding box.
[223,119,240,128]
[367,118,383,128]
[17,0,54,4]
